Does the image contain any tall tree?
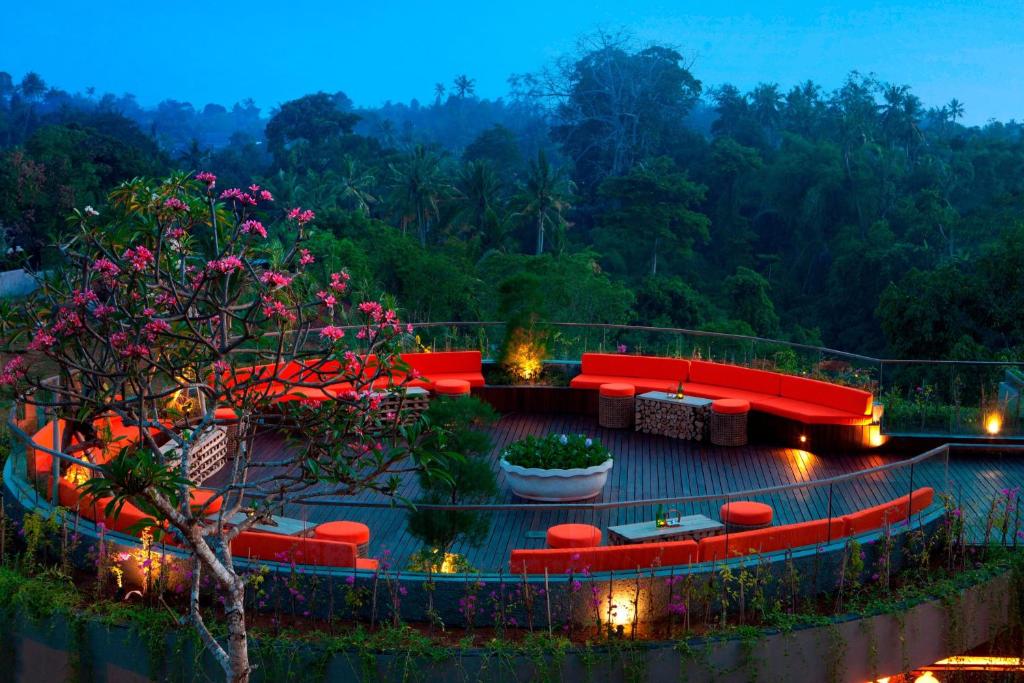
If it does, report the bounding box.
[388,144,451,247]
[515,150,574,255]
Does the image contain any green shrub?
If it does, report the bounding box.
[502,433,611,469]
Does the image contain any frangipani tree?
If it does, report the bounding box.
[0,171,449,682]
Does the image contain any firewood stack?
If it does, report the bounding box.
[635,397,710,441]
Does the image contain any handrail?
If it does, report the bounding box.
[7,409,961,513]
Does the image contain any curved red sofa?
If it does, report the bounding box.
[570,353,874,426]
[213,351,484,404]
[509,487,934,574]
[27,418,378,571]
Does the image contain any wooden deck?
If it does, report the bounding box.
[225,413,1024,572]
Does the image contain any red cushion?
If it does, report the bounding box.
[406,372,486,389]
[314,521,371,545]
[231,531,363,568]
[720,501,773,526]
[510,539,698,574]
[580,353,689,382]
[599,383,635,398]
[546,524,602,548]
[712,399,750,414]
[842,487,934,536]
[755,397,874,425]
[571,375,679,394]
[214,407,239,421]
[434,379,472,395]
[689,361,782,395]
[779,376,872,417]
[699,518,842,562]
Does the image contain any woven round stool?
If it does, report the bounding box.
[598,383,635,429]
[314,521,371,557]
[434,379,471,397]
[711,398,750,446]
[546,523,602,549]
[720,501,773,532]
[214,407,240,459]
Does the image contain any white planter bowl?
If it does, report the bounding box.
[500,458,613,502]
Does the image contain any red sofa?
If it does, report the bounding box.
[571,353,873,426]
[231,530,378,570]
[215,351,485,404]
[509,487,935,573]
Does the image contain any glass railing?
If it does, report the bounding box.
[8,410,971,576]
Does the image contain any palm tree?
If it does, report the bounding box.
[388,145,452,247]
[453,160,502,240]
[453,75,476,99]
[433,83,446,107]
[336,156,377,214]
[516,150,575,255]
[947,98,965,125]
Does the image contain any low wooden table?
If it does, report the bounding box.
[377,386,430,423]
[608,514,724,545]
[635,392,713,441]
[216,511,312,536]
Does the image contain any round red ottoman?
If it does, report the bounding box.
[189,488,223,515]
[315,521,371,556]
[546,523,602,549]
[711,398,750,446]
[434,379,471,396]
[599,383,635,429]
[720,501,773,531]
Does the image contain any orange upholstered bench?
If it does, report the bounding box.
[570,353,874,427]
[511,539,699,574]
[842,487,934,536]
[231,530,378,570]
[698,517,842,562]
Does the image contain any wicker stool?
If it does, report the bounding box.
[599,383,635,429]
[434,379,472,397]
[720,501,773,532]
[314,521,371,557]
[546,523,602,549]
[711,398,750,446]
[214,407,240,459]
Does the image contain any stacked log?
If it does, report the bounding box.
[635,397,710,441]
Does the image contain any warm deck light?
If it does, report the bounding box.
[604,593,636,629]
[868,424,886,448]
[985,412,1003,435]
[914,673,938,683]
[64,463,91,485]
[799,434,807,444]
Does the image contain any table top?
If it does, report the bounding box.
[636,392,713,407]
[608,514,724,542]
[215,511,314,536]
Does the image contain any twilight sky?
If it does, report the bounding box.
[2,0,1022,125]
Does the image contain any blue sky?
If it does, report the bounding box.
[2,0,1022,124]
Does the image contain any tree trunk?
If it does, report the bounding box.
[225,579,251,683]
[651,236,659,277]
[535,214,544,255]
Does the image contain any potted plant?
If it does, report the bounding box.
[500,433,613,501]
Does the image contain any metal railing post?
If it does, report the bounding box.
[50,419,60,507]
[826,483,834,543]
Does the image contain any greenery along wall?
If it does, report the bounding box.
[3,30,1024,361]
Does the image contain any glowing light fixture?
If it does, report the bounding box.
[868,424,886,448]
[799,434,807,444]
[985,412,1003,436]
[914,672,938,683]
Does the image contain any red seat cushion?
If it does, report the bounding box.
[712,399,750,415]
[546,524,602,548]
[756,397,874,425]
[400,351,483,378]
[571,375,679,394]
[779,375,872,418]
[314,521,371,545]
[720,501,773,526]
[510,539,698,574]
[434,379,472,395]
[599,383,635,398]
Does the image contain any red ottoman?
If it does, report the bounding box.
[189,488,224,515]
[434,379,471,397]
[315,521,371,557]
[711,398,750,446]
[720,501,773,531]
[546,523,602,549]
[599,383,635,429]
